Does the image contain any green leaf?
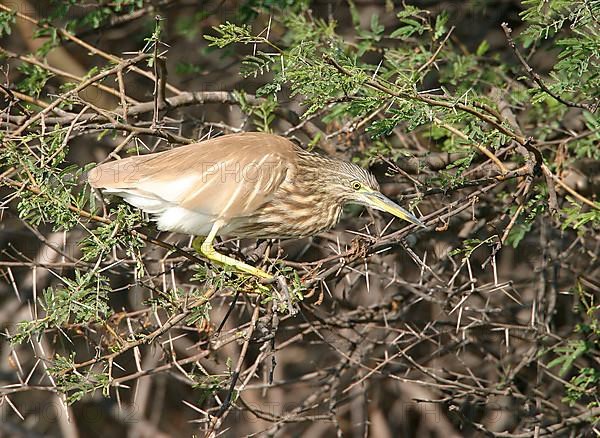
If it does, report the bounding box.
[0,10,16,37]
[476,40,489,56]
[549,340,589,376]
[505,222,532,248]
[434,11,448,40]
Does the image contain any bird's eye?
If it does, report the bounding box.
[351,181,361,191]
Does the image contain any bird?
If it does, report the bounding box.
[88,132,424,279]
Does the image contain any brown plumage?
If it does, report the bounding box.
[89,132,423,278]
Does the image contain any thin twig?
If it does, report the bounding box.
[502,22,597,112]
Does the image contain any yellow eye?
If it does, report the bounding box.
[351,181,361,191]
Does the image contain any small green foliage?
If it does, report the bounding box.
[520,1,600,106]
[259,265,306,313]
[505,222,533,248]
[570,112,600,159]
[191,261,304,315]
[549,339,590,376]
[191,263,253,291]
[234,90,278,132]
[449,236,498,259]
[192,374,229,404]
[144,15,165,65]
[391,6,431,39]
[548,283,600,407]
[560,198,600,231]
[506,189,548,248]
[30,26,60,57]
[0,10,16,37]
[11,270,112,345]
[1,131,92,231]
[147,288,212,325]
[237,0,310,22]
[433,11,449,40]
[80,204,145,262]
[565,367,600,407]
[204,22,254,48]
[357,137,413,167]
[16,64,54,98]
[186,300,212,326]
[43,0,144,34]
[241,51,277,78]
[475,40,490,56]
[146,287,212,325]
[252,97,278,132]
[48,353,111,404]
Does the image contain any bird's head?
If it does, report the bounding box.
[326,161,426,228]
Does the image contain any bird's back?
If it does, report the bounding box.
[88,132,298,235]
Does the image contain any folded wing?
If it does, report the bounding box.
[88,132,296,234]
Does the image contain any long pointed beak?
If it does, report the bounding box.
[361,191,426,228]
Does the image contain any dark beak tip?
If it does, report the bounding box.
[411,217,427,228]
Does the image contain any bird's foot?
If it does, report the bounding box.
[192,232,298,315]
[192,236,273,279]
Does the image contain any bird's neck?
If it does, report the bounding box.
[263,180,344,237]
[229,148,349,238]
[245,157,345,238]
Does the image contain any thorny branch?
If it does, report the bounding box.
[501,22,599,113]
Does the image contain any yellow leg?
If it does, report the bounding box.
[194,221,273,280]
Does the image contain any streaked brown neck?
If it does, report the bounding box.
[231,149,347,238]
